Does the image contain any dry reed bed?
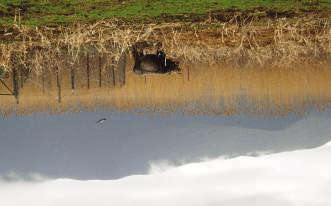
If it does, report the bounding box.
[1,17,331,116]
[1,63,331,116]
[0,16,330,74]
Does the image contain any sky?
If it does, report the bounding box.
[0,110,331,205]
[0,110,331,179]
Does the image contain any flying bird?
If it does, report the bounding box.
[96,118,107,125]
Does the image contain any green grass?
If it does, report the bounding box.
[0,0,330,26]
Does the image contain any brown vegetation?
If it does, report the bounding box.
[0,14,330,71]
[1,62,331,116]
[0,14,331,116]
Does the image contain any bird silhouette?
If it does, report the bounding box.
[96,118,107,125]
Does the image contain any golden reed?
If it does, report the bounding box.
[1,63,331,116]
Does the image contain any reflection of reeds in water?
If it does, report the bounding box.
[1,63,331,116]
[240,65,331,115]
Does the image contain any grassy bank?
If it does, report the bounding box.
[0,0,331,26]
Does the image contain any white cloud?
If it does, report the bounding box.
[0,141,331,206]
[0,172,49,183]
[148,160,177,174]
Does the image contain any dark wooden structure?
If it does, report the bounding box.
[131,41,180,75]
[0,68,20,104]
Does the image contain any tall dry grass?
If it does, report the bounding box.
[0,16,330,74]
[1,17,331,116]
[1,63,331,116]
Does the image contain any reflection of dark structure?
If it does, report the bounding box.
[0,67,9,80]
[114,41,180,87]
[132,41,180,75]
[116,52,126,86]
[0,67,19,104]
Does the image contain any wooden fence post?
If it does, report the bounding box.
[86,53,90,90]
[110,57,116,87]
[42,66,46,93]
[108,62,116,88]
[12,67,19,104]
[107,58,111,88]
[112,66,116,87]
[56,67,61,103]
[70,64,75,93]
[99,54,102,88]
[117,53,126,87]
[19,65,24,89]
